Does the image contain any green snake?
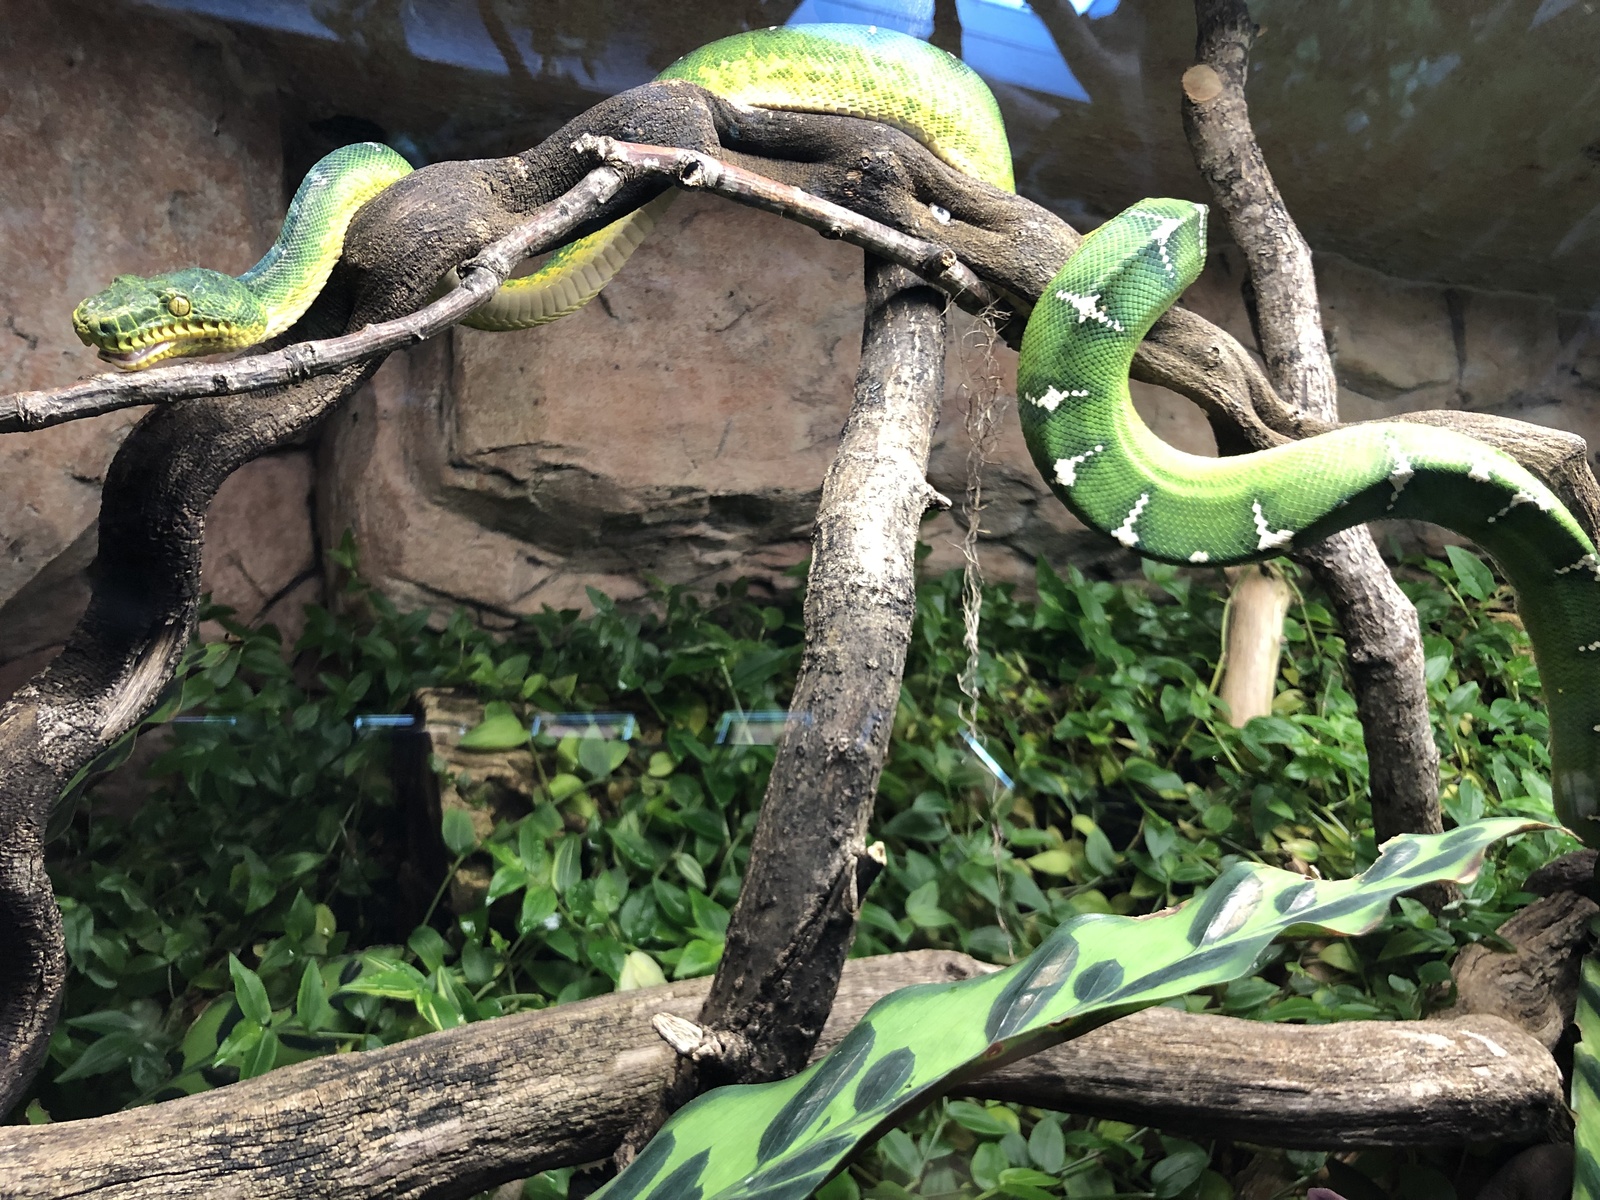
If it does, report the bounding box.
[69,22,1600,1197]
[70,24,1011,367]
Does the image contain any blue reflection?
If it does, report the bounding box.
[401,0,509,73]
[960,729,1015,791]
[531,712,638,740]
[785,0,1117,103]
[956,0,1088,102]
[133,0,335,39]
[353,714,418,730]
[714,709,814,745]
[786,0,934,38]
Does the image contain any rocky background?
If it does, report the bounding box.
[1,0,1597,694]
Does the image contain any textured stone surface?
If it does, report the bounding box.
[0,0,285,680]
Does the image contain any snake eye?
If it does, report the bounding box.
[167,295,191,318]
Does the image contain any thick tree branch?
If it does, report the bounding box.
[1183,0,1441,845]
[614,260,952,1161]
[0,951,1564,1198]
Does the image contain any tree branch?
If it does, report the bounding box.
[614,259,953,1161]
[1183,0,1441,845]
[0,951,1564,1198]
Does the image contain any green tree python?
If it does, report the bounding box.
[68,22,1600,1200]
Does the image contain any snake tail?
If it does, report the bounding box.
[1578,955,1600,1197]
[1017,197,1600,845]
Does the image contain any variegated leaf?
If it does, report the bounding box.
[1575,954,1600,1198]
[598,817,1544,1200]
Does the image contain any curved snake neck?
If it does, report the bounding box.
[1022,197,1600,844]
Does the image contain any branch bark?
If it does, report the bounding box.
[1182,0,1441,845]
[616,260,951,1159]
[0,951,1564,1198]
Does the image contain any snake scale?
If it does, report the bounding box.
[70,22,1600,1196]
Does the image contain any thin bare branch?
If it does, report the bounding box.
[0,166,623,435]
[576,135,999,313]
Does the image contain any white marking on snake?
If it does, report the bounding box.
[1055,291,1124,333]
[1053,444,1105,488]
[1112,493,1150,548]
[1032,385,1090,413]
[1251,500,1294,551]
[1557,554,1600,581]
[1487,489,1553,524]
[1145,213,1186,278]
[1189,550,1210,563]
[1385,438,1414,511]
[1580,641,1600,653]
[1468,460,1493,483]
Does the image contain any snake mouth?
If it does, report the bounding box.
[98,340,182,370]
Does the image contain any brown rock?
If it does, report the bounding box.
[0,0,281,661]
[1319,254,1457,399]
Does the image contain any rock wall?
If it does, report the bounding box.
[0,0,316,696]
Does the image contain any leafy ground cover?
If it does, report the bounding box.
[18,537,1570,1199]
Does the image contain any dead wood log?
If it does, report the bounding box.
[1447,891,1598,1051]
[0,950,1566,1198]
[1218,565,1291,726]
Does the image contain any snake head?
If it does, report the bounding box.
[72,267,266,370]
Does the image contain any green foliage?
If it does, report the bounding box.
[26,541,1567,1200]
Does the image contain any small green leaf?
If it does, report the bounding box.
[1084,826,1118,876]
[546,773,586,802]
[519,886,559,934]
[617,950,667,992]
[1446,545,1495,602]
[441,808,479,857]
[551,837,582,894]
[1317,941,1362,974]
[228,954,271,1026]
[673,938,724,979]
[295,961,330,1031]
[1026,849,1076,877]
[1028,1116,1065,1173]
[1151,1140,1207,1199]
[970,1141,1007,1191]
[947,1099,1015,1137]
[458,701,530,751]
[408,925,452,973]
[239,1028,280,1080]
